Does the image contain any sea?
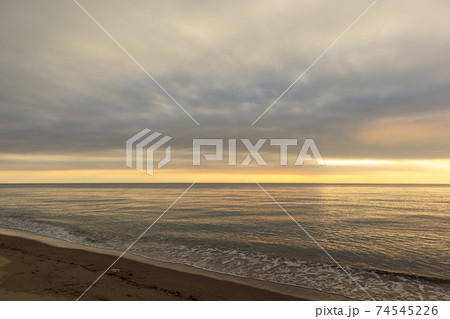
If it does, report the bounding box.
[0,183,448,300]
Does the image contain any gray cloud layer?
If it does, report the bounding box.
[1,0,449,170]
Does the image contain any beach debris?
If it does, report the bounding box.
[111,268,120,273]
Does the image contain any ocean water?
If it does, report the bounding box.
[0,183,448,300]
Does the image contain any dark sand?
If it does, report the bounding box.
[0,233,307,301]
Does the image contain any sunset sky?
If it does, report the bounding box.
[1,0,449,183]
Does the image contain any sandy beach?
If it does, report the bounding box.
[0,231,310,301]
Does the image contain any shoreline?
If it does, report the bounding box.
[0,228,348,301]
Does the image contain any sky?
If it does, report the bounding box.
[0,0,449,183]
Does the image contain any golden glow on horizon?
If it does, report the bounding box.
[1,153,449,183]
[324,159,386,165]
[1,160,449,184]
[324,159,450,169]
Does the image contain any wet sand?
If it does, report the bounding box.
[0,233,307,301]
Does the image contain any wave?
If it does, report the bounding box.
[0,216,449,301]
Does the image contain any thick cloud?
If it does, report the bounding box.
[1,0,449,173]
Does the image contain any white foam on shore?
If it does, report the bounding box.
[0,227,342,301]
[1,223,449,301]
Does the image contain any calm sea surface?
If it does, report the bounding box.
[0,183,448,300]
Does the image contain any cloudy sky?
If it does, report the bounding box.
[1,0,449,182]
